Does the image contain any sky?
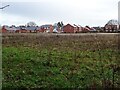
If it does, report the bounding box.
[0,0,120,27]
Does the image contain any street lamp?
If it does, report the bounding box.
[0,5,10,30]
[0,5,10,9]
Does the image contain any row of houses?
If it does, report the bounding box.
[2,25,53,33]
[1,20,120,33]
[1,24,97,33]
[63,24,97,33]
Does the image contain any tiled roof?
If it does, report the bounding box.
[16,27,21,30]
[26,26,37,30]
[107,20,119,25]
[41,24,52,28]
[4,26,17,31]
[4,25,38,31]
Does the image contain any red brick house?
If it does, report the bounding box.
[63,24,77,33]
[77,25,84,33]
[104,20,118,32]
[63,24,85,33]
[15,26,34,33]
[15,26,27,33]
[15,26,37,33]
[2,26,7,33]
[40,24,53,33]
[16,29,30,33]
[2,25,17,33]
[36,27,42,33]
[26,26,37,33]
[81,27,90,33]
[73,24,80,33]
[104,24,118,32]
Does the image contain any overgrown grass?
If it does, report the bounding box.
[2,33,120,88]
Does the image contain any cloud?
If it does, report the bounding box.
[1,0,120,26]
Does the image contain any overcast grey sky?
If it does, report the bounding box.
[0,0,120,27]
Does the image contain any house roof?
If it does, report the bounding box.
[26,26,37,30]
[16,27,21,30]
[73,24,79,27]
[65,24,82,28]
[107,20,119,25]
[64,24,74,27]
[41,24,52,28]
[36,27,41,30]
[19,26,26,30]
[3,25,38,31]
[4,25,17,31]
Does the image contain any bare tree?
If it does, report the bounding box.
[26,22,37,27]
[57,21,64,32]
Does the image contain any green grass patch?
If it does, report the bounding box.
[2,46,120,88]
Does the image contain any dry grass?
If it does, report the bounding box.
[2,33,120,88]
[2,33,119,50]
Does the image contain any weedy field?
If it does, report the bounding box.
[2,33,120,88]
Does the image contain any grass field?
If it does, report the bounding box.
[2,33,120,88]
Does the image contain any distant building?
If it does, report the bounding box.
[16,26,29,33]
[92,27,103,32]
[26,26,37,33]
[63,24,77,33]
[36,26,42,33]
[2,26,7,33]
[63,24,84,33]
[2,25,17,33]
[40,24,53,33]
[73,24,80,33]
[104,20,119,32]
[85,26,97,32]
[81,26,91,33]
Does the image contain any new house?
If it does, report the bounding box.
[40,24,53,33]
[104,20,119,32]
[63,24,83,33]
